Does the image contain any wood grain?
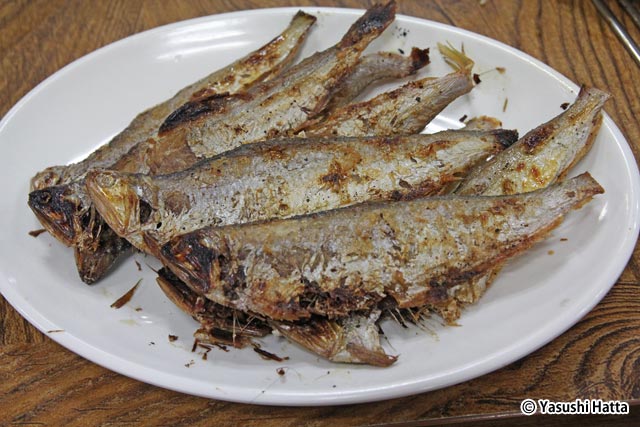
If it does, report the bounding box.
[1,1,640,426]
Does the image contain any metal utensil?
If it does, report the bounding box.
[591,0,640,66]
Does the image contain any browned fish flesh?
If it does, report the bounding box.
[156,173,603,322]
[30,11,316,191]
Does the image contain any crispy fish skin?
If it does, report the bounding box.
[158,173,603,322]
[115,1,397,176]
[456,86,610,196]
[303,44,474,137]
[435,86,611,323]
[326,47,430,110]
[86,130,516,253]
[30,11,316,191]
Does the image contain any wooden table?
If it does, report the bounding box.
[1,1,639,425]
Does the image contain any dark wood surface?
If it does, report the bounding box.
[1,1,639,425]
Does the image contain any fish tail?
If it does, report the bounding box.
[437,42,474,75]
[338,1,396,49]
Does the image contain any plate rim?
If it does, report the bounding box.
[1,6,639,406]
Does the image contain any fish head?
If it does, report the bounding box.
[85,170,152,239]
[28,184,84,246]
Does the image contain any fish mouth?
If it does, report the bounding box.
[28,185,82,246]
[85,170,145,239]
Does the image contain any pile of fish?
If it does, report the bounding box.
[28,1,609,366]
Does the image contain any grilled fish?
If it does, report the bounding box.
[114,1,397,176]
[29,2,396,282]
[157,173,603,322]
[87,130,516,253]
[435,86,611,323]
[30,11,316,191]
[303,43,474,137]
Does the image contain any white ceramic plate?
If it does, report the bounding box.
[1,7,638,406]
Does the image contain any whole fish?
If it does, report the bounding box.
[435,86,611,323]
[28,1,396,283]
[30,11,316,191]
[86,129,516,253]
[157,173,603,322]
[303,43,474,137]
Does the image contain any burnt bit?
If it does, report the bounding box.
[339,1,396,48]
[28,228,46,238]
[473,73,481,84]
[409,47,430,70]
[398,48,404,54]
[253,344,288,362]
[560,102,570,110]
[459,114,468,122]
[110,279,142,309]
[168,334,178,342]
[492,129,519,148]
[47,329,64,333]
[135,260,142,271]
[277,367,286,376]
[523,123,554,152]
[320,161,349,192]
[159,92,251,135]
[191,338,199,352]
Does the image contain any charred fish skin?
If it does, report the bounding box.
[86,129,517,252]
[304,44,474,138]
[30,11,316,191]
[456,86,611,196]
[125,1,398,175]
[158,173,603,322]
